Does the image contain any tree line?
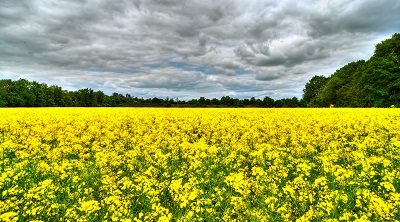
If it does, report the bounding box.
[0,78,304,108]
[302,33,400,107]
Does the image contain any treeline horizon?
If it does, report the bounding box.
[303,33,399,108]
[0,78,304,108]
[1,33,398,108]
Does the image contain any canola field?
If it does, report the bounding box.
[0,108,400,221]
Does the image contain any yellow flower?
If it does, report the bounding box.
[0,212,18,222]
[80,200,101,214]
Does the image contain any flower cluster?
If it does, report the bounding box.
[0,108,399,221]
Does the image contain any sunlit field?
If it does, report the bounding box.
[1,108,400,221]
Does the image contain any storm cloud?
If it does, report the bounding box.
[0,0,399,99]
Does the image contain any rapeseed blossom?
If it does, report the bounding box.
[0,108,400,221]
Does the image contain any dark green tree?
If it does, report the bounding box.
[302,75,329,106]
[30,81,46,106]
[0,79,12,107]
[77,88,96,107]
[263,96,275,107]
[304,33,400,107]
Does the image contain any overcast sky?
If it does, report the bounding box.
[1,0,399,100]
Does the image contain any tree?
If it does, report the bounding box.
[317,76,343,107]
[94,91,106,106]
[263,96,275,107]
[220,96,233,106]
[303,33,399,107]
[302,75,329,106]
[198,97,206,105]
[30,81,46,106]
[77,88,95,107]
[0,79,12,107]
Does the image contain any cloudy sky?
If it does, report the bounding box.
[1,0,399,100]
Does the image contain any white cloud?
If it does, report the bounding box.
[0,0,399,100]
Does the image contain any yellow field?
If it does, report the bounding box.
[0,108,400,221]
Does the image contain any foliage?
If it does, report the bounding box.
[0,79,302,108]
[305,33,400,107]
[1,108,400,221]
[302,75,329,107]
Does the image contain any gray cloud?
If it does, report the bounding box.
[0,0,399,100]
[306,0,400,37]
